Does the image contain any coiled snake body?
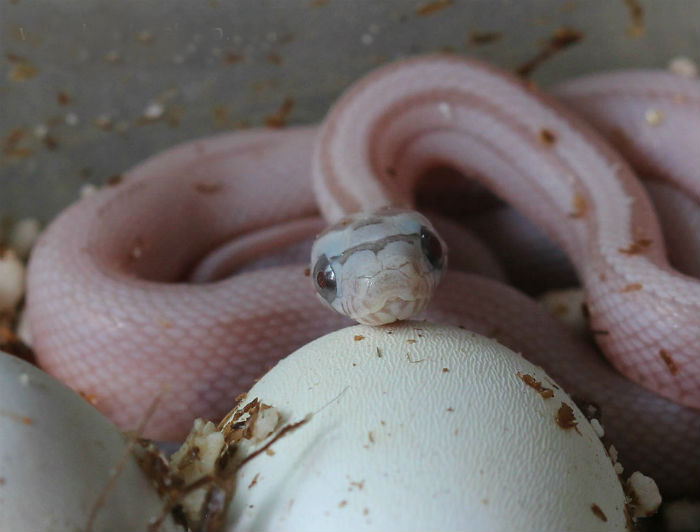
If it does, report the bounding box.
[26,56,700,496]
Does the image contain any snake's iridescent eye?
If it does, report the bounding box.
[312,254,337,303]
[420,226,444,270]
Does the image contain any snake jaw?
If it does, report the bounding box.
[352,295,432,326]
[341,261,439,325]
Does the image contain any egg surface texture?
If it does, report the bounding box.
[0,352,177,532]
[226,322,628,531]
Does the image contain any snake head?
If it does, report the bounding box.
[310,208,447,325]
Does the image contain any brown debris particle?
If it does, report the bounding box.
[0,408,33,425]
[248,473,260,489]
[0,326,36,364]
[266,52,283,65]
[552,302,569,317]
[659,349,679,376]
[136,30,154,44]
[591,503,608,522]
[580,301,590,318]
[469,30,502,45]
[368,431,375,444]
[354,335,365,341]
[78,390,100,406]
[620,283,643,293]
[618,238,652,255]
[516,26,584,78]
[303,267,311,277]
[487,325,502,339]
[264,97,295,128]
[164,106,186,128]
[3,142,33,159]
[6,53,38,81]
[194,182,223,194]
[211,104,232,127]
[103,50,121,64]
[106,174,124,186]
[278,33,296,45]
[43,135,59,150]
[222,52,244,66]
[416,0,452,16]
[95,115,114,131]
[376,347,382,357]
[568,192,587,218]
[539,128,557,145]
[57,91,72,106]
[338,500,347,508]
[555,402,581,434]
[517,371,554,399]
[442,367,449,373]
[672,93,688,104]
[623,0,645,37]
[5,127,25,146]
[406,339,416,344]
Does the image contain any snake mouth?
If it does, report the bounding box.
[341,264,437,325]
[354,295,430,326]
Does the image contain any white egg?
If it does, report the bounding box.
[225,322,628,531]
[0,352,178,531]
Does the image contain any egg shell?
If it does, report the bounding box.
[0,352,177,531]
[226,322,628,532]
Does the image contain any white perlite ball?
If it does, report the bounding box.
[538,287,589,338]
[7,218,41,260]
[225,322,629,531]
[0,249,25,314]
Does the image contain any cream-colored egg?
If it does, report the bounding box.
[226,322,628,532]
[0,352,178,532]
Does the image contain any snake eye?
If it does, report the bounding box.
[312,254,337,303]
[420,226,445,270]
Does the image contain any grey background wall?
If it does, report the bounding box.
[1,0,698,222]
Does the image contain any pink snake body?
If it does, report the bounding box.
[25,56,700,497]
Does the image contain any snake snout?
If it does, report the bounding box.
[354,294,431,326]
[346,265,435,325]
